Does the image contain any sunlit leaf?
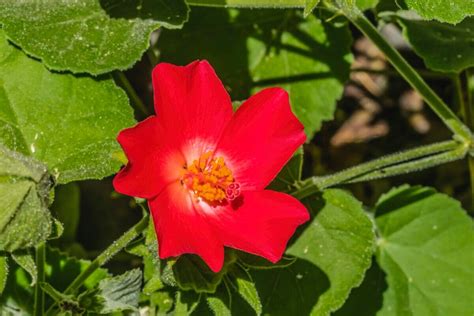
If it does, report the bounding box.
[0,30,135,184]
[0,0,189,74]
[375,185,474,315]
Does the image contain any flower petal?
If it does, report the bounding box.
[203,190,309,263]
[149,182,225,272]
[152,60,233,161]
[216,88,306,191]
[113,116,185,199]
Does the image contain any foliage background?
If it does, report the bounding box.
[0,0,472,315]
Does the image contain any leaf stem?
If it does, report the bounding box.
[292,140,465,199]
[343,145,468,183]
[340,5,471,140]
[33,243,45,316]
[351,67,449,80]
[462,69,474,210]
[45,214,149,315]
[113,71,150,116]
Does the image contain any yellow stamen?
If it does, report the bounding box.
[181,151,240,203]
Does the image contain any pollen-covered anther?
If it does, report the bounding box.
[182,151,240,203]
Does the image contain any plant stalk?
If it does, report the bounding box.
[113,71,150,116]
[33,243,45,316]
[340,4,471,141]
[45,214,149,315]
[292,140,464,199]
[463,69,474,210]
[344,145,468,183]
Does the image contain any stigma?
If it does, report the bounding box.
[181,151,241,203]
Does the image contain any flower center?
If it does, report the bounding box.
[181,151,240,203]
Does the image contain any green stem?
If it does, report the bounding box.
[40,283,68,303]
[292,140,463,199]
[463,69,474,210]
[341,5,471,140]
[113,71,150,116]
[34,243,45,316]
[187,0,304,7]
[351,67,450,80]
[344,145,468,183]
[45,215,149,315]
[453,75,465,118]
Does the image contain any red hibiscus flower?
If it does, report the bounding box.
[113,60,309,272]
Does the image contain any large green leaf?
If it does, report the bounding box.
[0,143,53,252]
[0,180,52,252]
[0,0,189,75]
[375,185,474,316]
[248,13,352,138]
[0,30,135,184]
[394,12,474,73]
[252,189,375,315]
[79,269,142,313]
[159,8,352,139]
[404,0,474,24]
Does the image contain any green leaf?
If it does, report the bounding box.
[375,185,474,316]
[304,0,320,17]
[46,247,109,292]
[249,13,353,139]
[0,0,189,75]
[251,258,330,315]
[207,295,231,316]
[11,251,36,286]
[174,291,201,315]
[159,9,352,139]
[51,183,80,243]
[0,255,7,294]
[356,0,379,10]
[150,291,174,314]
[333,258,386,316]
[288,189,375,315]
[173,252,237,293]
[404,0,474,24]
[394,12,474,73]
[0,180,52,252]
[0,131,53,253]
[80,268,142,313]
[253,189,375,315]
[228,265,262,315]
[0,30,135,184]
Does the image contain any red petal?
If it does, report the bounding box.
[113,116,185,199]
[152,60,233,161]
[216,88,306,191]
[203,190,309,262]
[149,183,225,272]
